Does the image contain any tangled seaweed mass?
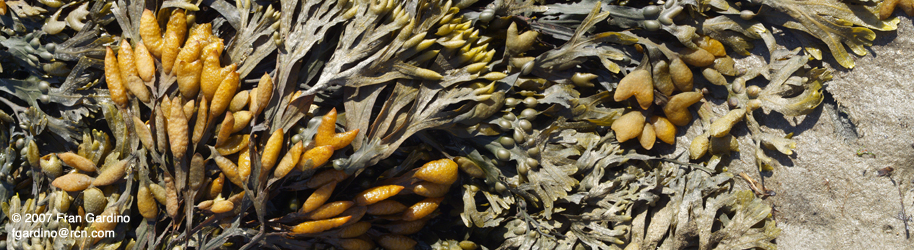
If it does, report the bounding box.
[0,0,907,249]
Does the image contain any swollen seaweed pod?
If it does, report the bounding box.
[696,36,726,57]
[611,111,645,143]
[411,182,450,198]
[209,196,235,214]
[93,158,129,186]
[140,9,164,57]
[134,116,155,149]
[669,57,693,91]
[214,151,244,187]
[296,145,333,171]
[58,152,97,172]
[105,47,128,107]
[690,134,710,159]
[231,111,252,133]
[138,183,159,219]
[651,60,675,96]
[201,39,225,61]
[148,183,166,206]
[650,116,676,144]
[135,42,156,82]
[215,112,234,147]
[411,67,444,80]
[168,97,189,160]
[454,156,484,178]
[679,47,715,67]
[338,221,372,238]
[192,97,209,144]
[214,133,246,154]
[613,68,653,110]
[315,108,359,150]
[505,22,538,56]
[210,71,241,118]
[83,186,107,217]
[176,40,204,71]
[639,123,657,150]
[305,201,354,220]
[229,90,250,112]
[274,141,304,179]
[412,158,458,185]
[198,200,214,211]
[702,68,727,86]
[367,200,408,215]
[207,173,225,199]
[663,92,703,126]
[201,51,227,101]
[162,9,188,74]
[183,100,196,121]
[190,153,206,191]
[40,154,63,178]
[301,181,338,214]
[216,134,250,155]
[250,73,274,116]
[355,185,405,206]
[156,108,168,153]
[164,176,180,218]
[117,40,149,103]
[710,109,746,137]
[881,0,914,19]
[291,216,352,235]
[401,197,443,221]
[51,172,92,192]
[177,59,204,99]
[238,146,251,181]
[261,129,284,172]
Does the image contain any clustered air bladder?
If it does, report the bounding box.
[272,158,458,250]
[608,34,734,151]
[31,1,463,249]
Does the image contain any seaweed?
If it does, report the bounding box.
[753,0,898,68]
[3,0,912,249]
